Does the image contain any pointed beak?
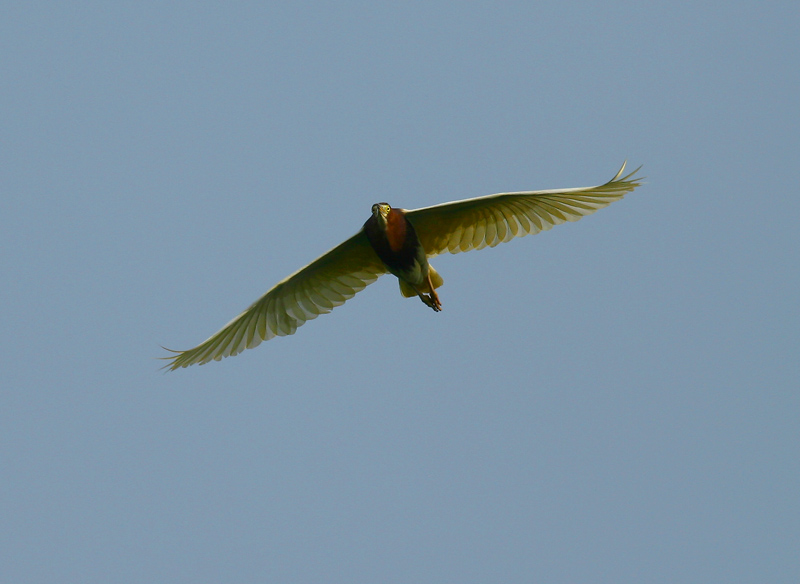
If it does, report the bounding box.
[372,203,390,220]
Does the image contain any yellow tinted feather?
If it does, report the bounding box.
[162,232,386,369]
[407,162,642,257]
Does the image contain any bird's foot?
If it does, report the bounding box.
[420,291,442,312]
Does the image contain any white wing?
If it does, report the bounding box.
[407,163,642,257]
[163,231,386,369]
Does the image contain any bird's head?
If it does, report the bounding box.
[371,202,391,228]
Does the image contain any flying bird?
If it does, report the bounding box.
[163,162,642,369]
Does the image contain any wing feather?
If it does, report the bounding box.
[165,163,642,369]
[163,231,386,369]
[407,162,642,257]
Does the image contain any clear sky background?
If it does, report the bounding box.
[2,2,798,582]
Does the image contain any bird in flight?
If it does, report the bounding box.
[163,162,642,369]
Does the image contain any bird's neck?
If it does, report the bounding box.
[386,209,407,252]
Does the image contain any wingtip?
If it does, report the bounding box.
[158,345,186,371]
[613,160,628,181]
[611,160,644,184]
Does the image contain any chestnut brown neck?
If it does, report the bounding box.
[385,208,407,252]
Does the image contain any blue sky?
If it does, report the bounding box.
[2,2,798,582]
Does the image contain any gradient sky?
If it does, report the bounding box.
[2,2,798,582]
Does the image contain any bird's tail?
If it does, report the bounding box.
[429,265,444,290]
[398,264,444,298]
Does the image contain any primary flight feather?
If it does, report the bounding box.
[163,162,642,369]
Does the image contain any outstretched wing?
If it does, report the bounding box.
[406,162,642,257]
[163,231,386,369]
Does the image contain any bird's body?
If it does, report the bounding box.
[363,204,443,311]
[163,163,642,369]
